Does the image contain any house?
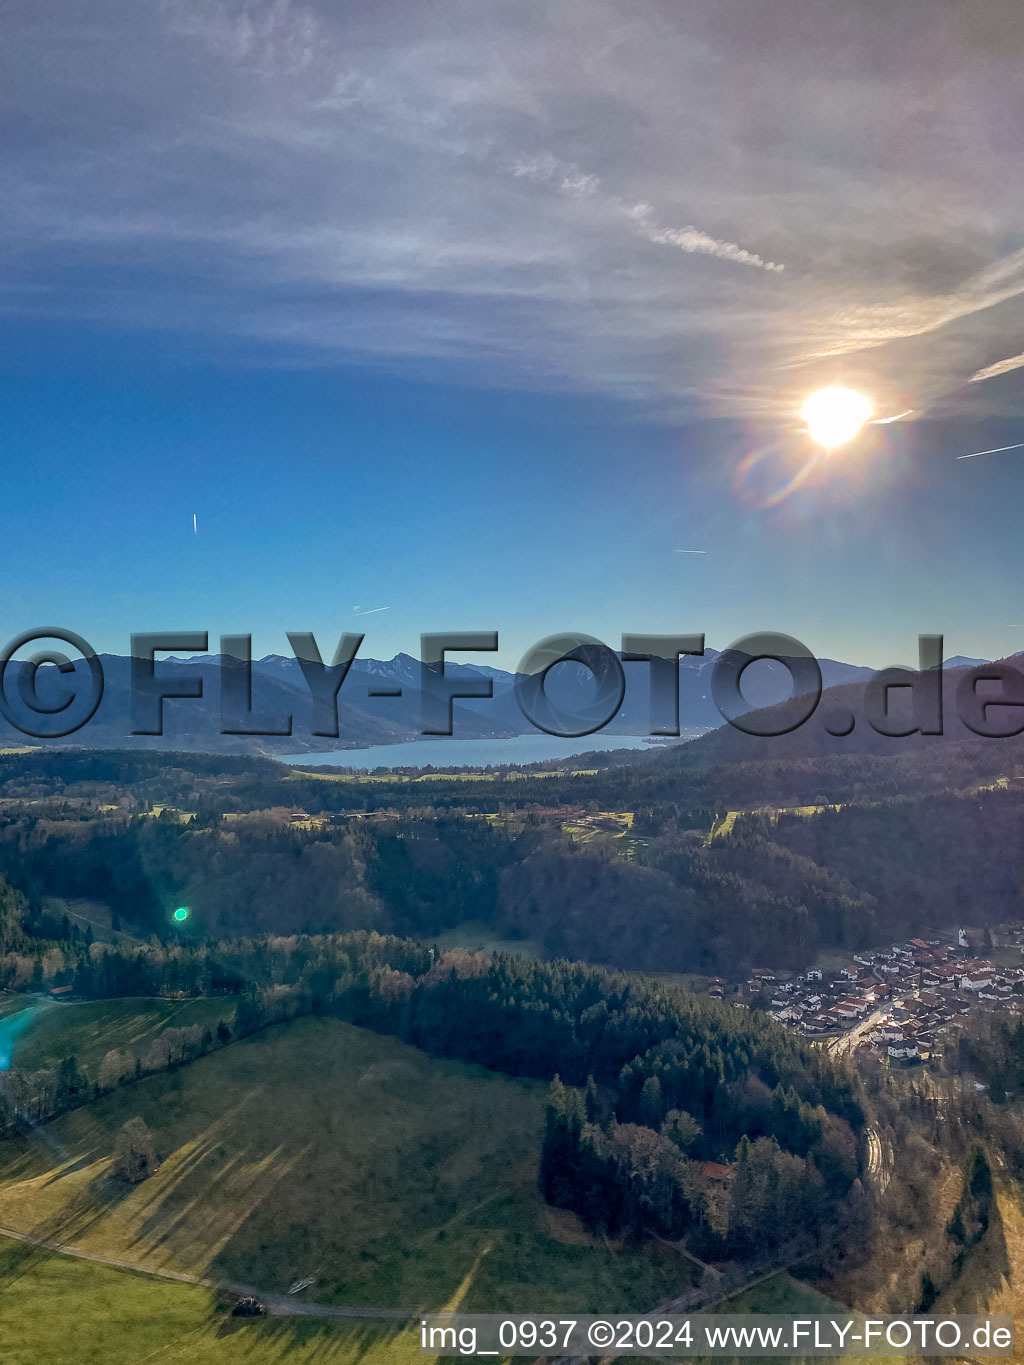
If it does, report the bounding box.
[702,1162,733,1183]
[805,968,822,983]
[889,1042,919,1060]
[839,965,860,982]
[49,985,73,1001]
[964,970,995,992]
[834,999,864,1020]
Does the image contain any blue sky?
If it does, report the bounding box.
[4,1,1024,671]
[5,314,1024,671]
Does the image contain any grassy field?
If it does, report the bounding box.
[144,805,196,824]
[0,1246,439,1365]
[0,993,33,1019]
[430,919,544,959]
[0,1250,927,1365]
[286,766,599,782]
[0,1015,688,1314]
[562,811,647,859]
[717,1272,844,1313]
[707,804,843,844]
[9,997,233,1076]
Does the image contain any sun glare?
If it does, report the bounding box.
[801,386,873,449]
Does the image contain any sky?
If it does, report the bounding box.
[3,0,1024,670]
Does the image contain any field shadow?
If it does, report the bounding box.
[930,1188,1012,1317]
[209,1314,413,1363]
[0,1171,121,1289]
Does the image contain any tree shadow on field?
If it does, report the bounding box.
[938,1188,1011,1314]
[0,1172,117,1290]
[208,1312,414,1363]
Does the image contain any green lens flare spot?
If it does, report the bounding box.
[173,907,189,922]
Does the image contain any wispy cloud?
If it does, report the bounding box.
[970,353,1024,384]
[510,154,600,200]
[3,0,1024,417]
[624,203,784,273]
[510,156,784,273]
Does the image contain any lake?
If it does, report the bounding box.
[276,732,670,770]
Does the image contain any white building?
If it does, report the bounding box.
[963,970,995,992]
[889,1042,918,1059]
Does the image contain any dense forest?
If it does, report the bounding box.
[0,741,1022,974]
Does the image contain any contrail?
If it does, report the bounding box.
[956,441,1024,461]
[193,512,197,534]
[871,409,914,425]
[352,606,390,615]
[674,549,707,554]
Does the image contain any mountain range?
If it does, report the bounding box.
[0,645,1000,758]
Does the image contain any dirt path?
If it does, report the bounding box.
[0,1224,408,1320]
[865,1125,893,1195]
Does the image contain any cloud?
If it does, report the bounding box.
[511,163,784,271]
[623,202,784,273]
[2,0,1024,418]
[511,154,601,199]
[970,352,1024,384]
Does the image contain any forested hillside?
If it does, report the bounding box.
[1,742,1022,974]
[0,895,863,1256]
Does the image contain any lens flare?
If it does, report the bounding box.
[801,387,873,449]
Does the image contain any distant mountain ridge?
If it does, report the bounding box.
[0,644,999,756]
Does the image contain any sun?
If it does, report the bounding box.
[800,386,873,449]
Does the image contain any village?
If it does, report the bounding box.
[705,926,1024,1064]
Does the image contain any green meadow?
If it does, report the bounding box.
[0,1247,431,1365]
[0,1015,689,1315]
[11,996,233,1075]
